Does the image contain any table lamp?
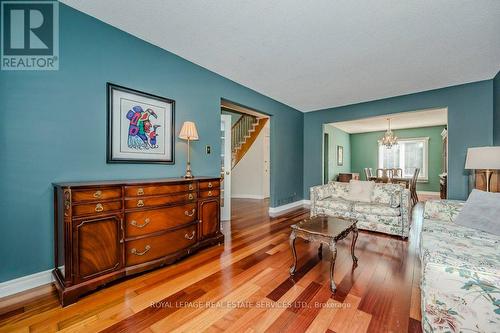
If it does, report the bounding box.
[465,146,500,192]
[179,121,199,179]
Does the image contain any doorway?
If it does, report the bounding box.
[220,99,271,220]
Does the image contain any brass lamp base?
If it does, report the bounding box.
[184,162,194,179]
[485,169,493,192]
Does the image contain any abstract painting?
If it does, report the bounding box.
[107,83,175,163]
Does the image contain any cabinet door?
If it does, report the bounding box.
[73,215,122,282]
[199,199,220,239]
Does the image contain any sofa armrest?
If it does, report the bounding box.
[423,200,465,223]
[400,188,412,237]
[310,184,332,216]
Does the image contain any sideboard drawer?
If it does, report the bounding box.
[72,187,122,202]
[125,224,197,266]
[73,200,122,216]
[199,180,220,190]
[200,189,220,199]
[125,183,197,197]
[125,203,197,237]
[125,193,197,209]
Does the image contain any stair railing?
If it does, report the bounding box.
[231,114,257,152]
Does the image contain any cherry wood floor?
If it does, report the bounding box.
[0,199,424,333]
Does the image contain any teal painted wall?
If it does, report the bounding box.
[494,71,500,145]
[350,126,446,192]
[303,80,494,200]
[323,125,351,181]
[0,4,303,282]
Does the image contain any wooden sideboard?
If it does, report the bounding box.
[53,177,223,306]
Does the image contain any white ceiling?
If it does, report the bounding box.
[61,0,500,112]
[328,108,447,133]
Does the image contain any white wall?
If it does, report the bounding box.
[231,122,270,199]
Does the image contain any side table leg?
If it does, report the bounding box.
[318,243,323,259]
[329,242,338,292]
[289,231,297,275]
[351,226,359,267]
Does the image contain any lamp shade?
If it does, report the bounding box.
[465,147,500,169]
[179,121,199,140]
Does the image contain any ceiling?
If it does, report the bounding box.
[61,0,500,112]
[328,108,447,133]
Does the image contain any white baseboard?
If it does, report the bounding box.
[269,199,310,217]
[231,194,268,200]
[417,191,440,196]
[0,269,54,298]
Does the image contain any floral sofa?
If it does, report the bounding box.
[310,181,411,238]
[421,200,500,332]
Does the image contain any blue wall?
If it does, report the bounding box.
[494,71,500,145]
[304,81,494,200]
[0,4,303,282]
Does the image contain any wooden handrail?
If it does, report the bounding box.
[232,118,268,168]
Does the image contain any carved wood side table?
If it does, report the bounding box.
[289,214,358,293]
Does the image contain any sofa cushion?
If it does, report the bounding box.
[353,202,401,217]
[455,189,500,236]
[421,220,500,276]
[346,180,374,203]
[371,183,403,207]
[328,181,350,199]
[315,197,353,212]
[421,262,500,333]
[423,200,464,222]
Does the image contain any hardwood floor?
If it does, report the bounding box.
[0,199,423,332]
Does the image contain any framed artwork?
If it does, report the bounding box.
[337,145,344,166]
[107,83,175,164]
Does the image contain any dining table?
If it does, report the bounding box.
[368,176,411,189]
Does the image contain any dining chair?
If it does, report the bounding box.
[392,168,403,178]
[410,168,420,205]
[363,168,373,180]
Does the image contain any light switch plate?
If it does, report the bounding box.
[205,145,211,154]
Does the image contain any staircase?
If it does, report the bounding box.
[231,115,268,168]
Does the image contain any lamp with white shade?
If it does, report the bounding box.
[179,121,199,179]
[465,147,500,192]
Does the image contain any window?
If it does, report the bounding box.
[378,137,429,181]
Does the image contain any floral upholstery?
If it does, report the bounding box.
[310,181,411,238]
[423,200,464,222]
[315,197,353,211]
[371,183,403,207]
[353,202,401,216]
[421,200,500,333]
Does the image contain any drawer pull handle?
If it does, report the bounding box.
[137,200,145,207]
[208,182,213,188]
[185,231,195,240]
[95,204,104,212]
[208,190,212,197]
[93,190,102,199]
[131,218,150,228]
[188,184,194,190]
[184,209,196,217]
[188,194,194,200]
[137,188,144,196]
[131,245,151,256]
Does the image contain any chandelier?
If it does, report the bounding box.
[381,118,398,148]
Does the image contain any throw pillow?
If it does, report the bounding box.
[347,180,375,203]
[455,189,500,235]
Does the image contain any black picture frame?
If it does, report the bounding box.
[107,83,175,164]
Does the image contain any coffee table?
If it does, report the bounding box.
[289,214,358,292]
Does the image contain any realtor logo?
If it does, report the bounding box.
[1,0,59,70]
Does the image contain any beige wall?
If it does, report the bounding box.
[231,122,270,199]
